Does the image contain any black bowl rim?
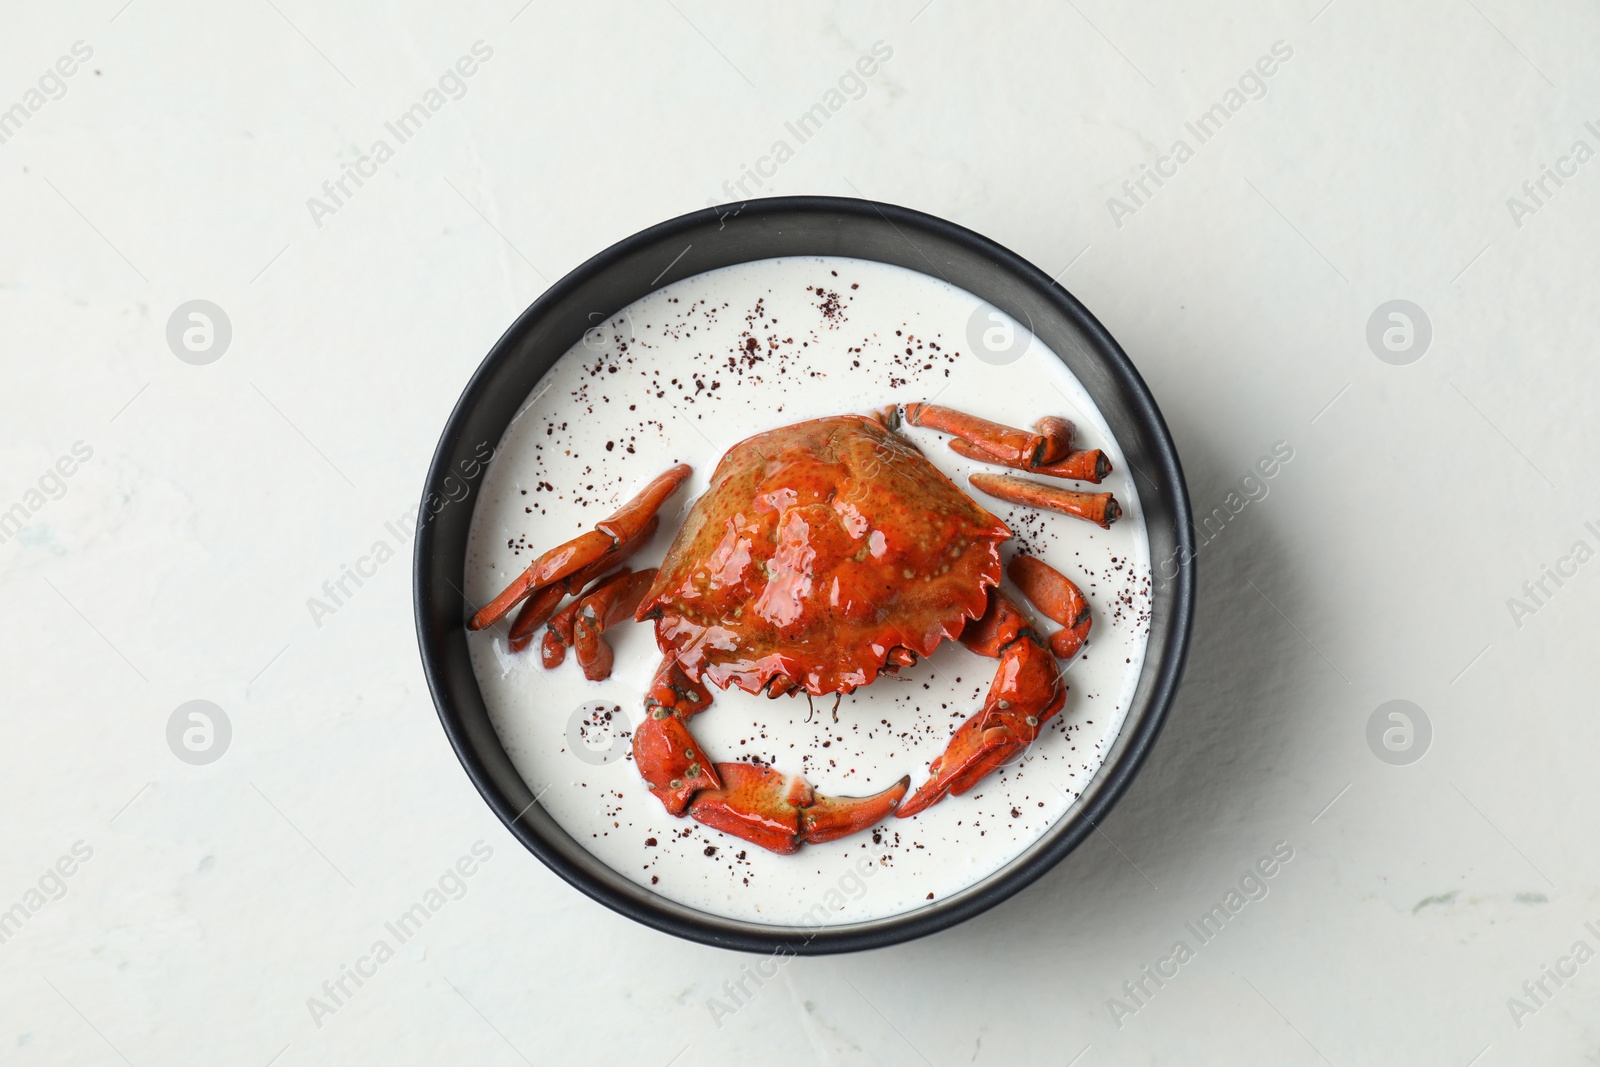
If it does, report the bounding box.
[415,195,1195,954]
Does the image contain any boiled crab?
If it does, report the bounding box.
[470,403,1119,854]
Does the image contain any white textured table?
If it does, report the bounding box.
[4,2,1595,1063]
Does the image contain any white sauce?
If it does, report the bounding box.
[464,257,1151,926]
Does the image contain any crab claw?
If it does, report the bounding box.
[472,529,614,631]
[804,776,912,845]
[541,600,582,668]
[572,568,657,681]
[470,465,689,630]
[895,721,1022,820]
[1007,555,1093,662]
[898,636,1065,819]
[507,515,662,653]
[689,763,910,855]
[507,583,568,653]
[634,659,720,815]
[538,565,658,674]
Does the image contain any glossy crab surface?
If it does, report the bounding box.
[636,415,1012,695]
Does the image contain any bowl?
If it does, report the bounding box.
[414,195,1195,954]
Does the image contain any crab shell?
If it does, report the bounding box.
[635,415,1012,695]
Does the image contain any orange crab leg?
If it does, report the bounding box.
[906,403,1109,480]
[469,465,690,630]
[1008,555,1093,661]
[898,591,1066,819]
[688,763,911,855]
[597,464,692,542]
[573,568,657,681]
[1036,449,1112,484]
[904,402,1049,469]
[472,529,612,631]
[540,567,645,670]
[507,584,569,653]
[541,600,581,669]
[970,472,1121,528]
[506,515,662,653]
[633,659,720,815]
[948,438,1111,484]
[802,779,912,844]
[634,655,909,852]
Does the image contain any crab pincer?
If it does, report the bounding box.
[536,566,657,679]
[505,583,568,654]
[898,590,1066,819]
[1007,555,1093,661]
[632,658,720,815]
[470,465,689,631]
[688,764,911,855]
[541,599,582,669]
[506,515,662,653]
[572,568,658,681]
